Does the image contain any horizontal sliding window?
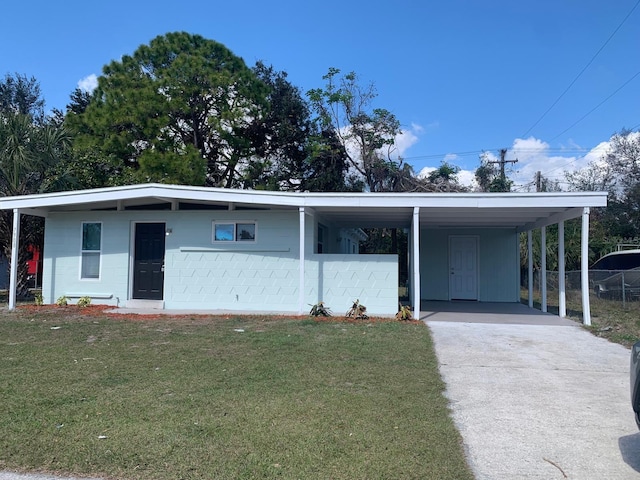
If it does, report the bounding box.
[213,222,257,242]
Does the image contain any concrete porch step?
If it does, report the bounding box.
[125,299,164,309]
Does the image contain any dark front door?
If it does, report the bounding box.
[133,223,165,300]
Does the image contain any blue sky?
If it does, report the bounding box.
[2,0,639,189]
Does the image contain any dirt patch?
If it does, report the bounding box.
[15,304,414,325]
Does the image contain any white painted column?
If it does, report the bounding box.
[412,207,421,320]
[527,230,533,308]
[581,207,592,325]
[8,209,21,310]
[516,230,521,302]
[298,207,305,315]
[558,221,566,317]
[541,226,547,313]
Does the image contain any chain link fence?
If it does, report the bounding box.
[523,269,640,316]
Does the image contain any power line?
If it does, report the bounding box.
[520,0,640,138]
[550,69,640,141]
[403,147,590,162]
[510,148,604,192]
[402,150,485,161]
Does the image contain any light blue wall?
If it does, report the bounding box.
[166,210,301,310]
[420,228,519,302]
[305,254,398,315]
[43,212,133,305]
[43,210,301,309]
[42,209,399,315]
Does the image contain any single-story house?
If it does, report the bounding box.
[0,184,607,322]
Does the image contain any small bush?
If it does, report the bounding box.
[77,296,92,308]
[34,292,44,306]
[396,304,414,321]
[309,302,332,317]
[55,296,68,306]
[346,299,368,319]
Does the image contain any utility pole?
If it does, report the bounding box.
[535,171,542,192]
[488,149,518,183]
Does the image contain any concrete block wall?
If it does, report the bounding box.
[305,254,398,315]
[42,210,399,314]
[165,250,299,311]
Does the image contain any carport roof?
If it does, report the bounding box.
[0,183,608,231]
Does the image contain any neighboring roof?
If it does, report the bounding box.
[0,183,608,230]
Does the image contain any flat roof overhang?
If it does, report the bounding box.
[0,183,608,231]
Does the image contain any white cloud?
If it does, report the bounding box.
[457,169,477,187]
[409,132,635,192]
[506,136,611,190]
[411,122,425,134]
[338,122,424,162]
[78,74,98,93]
[417,166,436,178]
[394,124,421,158]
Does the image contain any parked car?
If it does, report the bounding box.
[592,249,640,299]
[592,249,640,271]
[631,341,640,428]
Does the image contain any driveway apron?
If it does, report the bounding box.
[425,303,640,480]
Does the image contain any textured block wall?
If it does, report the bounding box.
[305,254,398,315]
[42,210,399,314]
[165,250,300,311]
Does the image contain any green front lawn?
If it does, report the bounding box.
[0,308,473,480]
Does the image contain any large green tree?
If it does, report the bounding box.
[307,68,403,192]
[241,63,352,192]
[566,130,640,242]
[0,74,71,296]
[0,74,45,123]
[70,32,269,187]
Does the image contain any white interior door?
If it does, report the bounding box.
[449,236,478,300]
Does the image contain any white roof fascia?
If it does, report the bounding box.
[301,192,608,209]
[13,207,50,218]
[0,183,609,211]
[0,184,302,210]
[516,207,586,232]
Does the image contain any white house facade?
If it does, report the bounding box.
[0,184,608,322]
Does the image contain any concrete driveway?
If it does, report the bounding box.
[424,302,640,480]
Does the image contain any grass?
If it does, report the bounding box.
[583,296,640,347]
[524,288,640,347]
[0,307,473,480]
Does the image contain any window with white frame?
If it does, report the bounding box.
[213,222,256,242]
[81,222,101,279]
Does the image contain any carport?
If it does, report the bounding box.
[420,300,578,325]
[311,191,607,324]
